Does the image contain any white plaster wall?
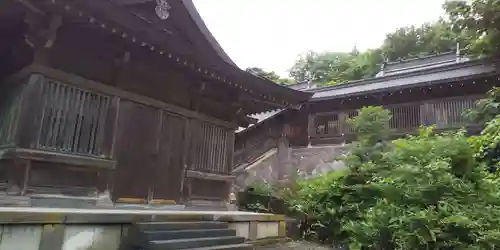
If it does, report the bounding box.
[0,225,122,250]
[0,225,42,250]
[228,222,250,239]
[256,222,279,239]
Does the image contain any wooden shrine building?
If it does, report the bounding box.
[234,52,500,169]
[0,0,311,208]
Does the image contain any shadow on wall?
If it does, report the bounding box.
[234,145,348,190]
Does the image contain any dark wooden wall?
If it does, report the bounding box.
[0,11,245,205]
[112,100,193,203]
[48,22,238,122]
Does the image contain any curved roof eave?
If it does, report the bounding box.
[182,0,237,67]
[182,0,312,103]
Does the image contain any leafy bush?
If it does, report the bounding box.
[466,87,500,123]
[289,105,500,249]
[469,116,500,171]
[246,182,275,196]
[468,87,500,171]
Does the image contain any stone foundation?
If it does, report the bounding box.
[0,207,286,249]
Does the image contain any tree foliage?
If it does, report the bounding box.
[444,0,500,56]
[468,87,500,171]
[380,19,474,61]
[286,1,500,87]
[466,87,500,123]
[288,50,383,87]
[287,19,468,87]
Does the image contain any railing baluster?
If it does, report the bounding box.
[88,94,99,154]
[44,82,58,148]
[94,97,110,156]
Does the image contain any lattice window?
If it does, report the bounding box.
[190,120,229,173]
[314,114,340,136]
[388,104,421,133]
[38,79,110,157]
[426,98,476,129]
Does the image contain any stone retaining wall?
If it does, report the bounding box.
[234,145,348,189]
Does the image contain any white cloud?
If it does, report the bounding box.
[193,0,446,77]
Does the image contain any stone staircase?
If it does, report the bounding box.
[128,221,253,250]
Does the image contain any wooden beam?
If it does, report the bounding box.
[239,95,288,110]
[185,170,235,182]
[0,148,116,169]
[114,0,154,5]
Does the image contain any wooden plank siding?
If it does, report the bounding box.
[310,96,481,142]
[112,100,160,201]
[1,70,237,203]
[0,82,23,147]
[153,111,186,202]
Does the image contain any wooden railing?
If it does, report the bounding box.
[37,79,110,157]
[311,96,480,139]
[233,122,283,168]
[233,137,277,169]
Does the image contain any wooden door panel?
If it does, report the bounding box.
[113,100,160,201]
[152,112,185,202]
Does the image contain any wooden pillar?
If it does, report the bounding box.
[180,117,191,202]
[276,136,291,181]
[307,113,315,144]
[225,131,235,172]
[99,96,120,193]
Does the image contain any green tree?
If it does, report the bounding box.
[288,18,473,87]
[444,0,500,56]
[380,19,471,61]
[288,50,379,87]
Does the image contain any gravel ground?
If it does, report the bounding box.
[258,241,334,250]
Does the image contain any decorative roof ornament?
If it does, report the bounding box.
[155,0,171,20]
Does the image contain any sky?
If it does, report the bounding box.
[193,0,447,77]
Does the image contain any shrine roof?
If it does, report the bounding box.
[236,109,284,133]
[310,58,498,101]
[29,0,311,113]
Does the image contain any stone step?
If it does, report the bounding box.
[137,221,228,231]
[185,243,253,250]
[148,236,245,250]
[144,228,236,241]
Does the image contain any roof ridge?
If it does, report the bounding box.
[310,58,489,93]
[386,51,456,65]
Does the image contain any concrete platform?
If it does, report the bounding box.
[0,207,286,250]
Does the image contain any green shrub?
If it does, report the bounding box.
[466,87,500,123]
[469,116,500,170]
[288,105,500,249]
[246,182,275,196]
